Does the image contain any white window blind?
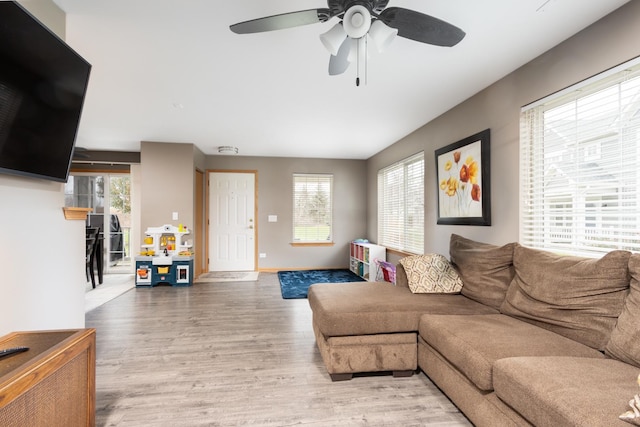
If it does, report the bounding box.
[520,59,640,257]
[293,174,333,242]
[377,152,424,254]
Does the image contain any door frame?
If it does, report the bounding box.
[205,169,258,271]
[195,168,205,276]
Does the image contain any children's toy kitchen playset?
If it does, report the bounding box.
[135,224,194,287]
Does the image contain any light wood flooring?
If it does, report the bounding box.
[86,272,471,426]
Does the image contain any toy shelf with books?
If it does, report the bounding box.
[349,240,385,281]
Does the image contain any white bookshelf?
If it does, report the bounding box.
[349,241,386,281]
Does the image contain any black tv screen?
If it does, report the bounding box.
[0,1,91,182]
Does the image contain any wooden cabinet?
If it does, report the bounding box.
[0,329,96,427]
[350,241,386,281]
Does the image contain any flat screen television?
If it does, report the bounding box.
[0,1,91,183]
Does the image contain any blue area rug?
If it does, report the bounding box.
[278,269,365,299]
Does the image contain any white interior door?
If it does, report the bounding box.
[208,172,256,271]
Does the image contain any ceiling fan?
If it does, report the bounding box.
[230,0,465,85]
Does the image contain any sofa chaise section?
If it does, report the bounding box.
[308,272,497,381]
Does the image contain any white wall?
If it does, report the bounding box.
[0,176,86,335]
[0,0,86,336]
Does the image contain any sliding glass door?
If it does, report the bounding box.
[65,173,131,273]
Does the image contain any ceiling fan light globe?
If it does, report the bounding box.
[320,22,347,56]
[343,5,371,39]
[347,38,358,63]
[369,20,398,53]
[328,38,351,75]
[347,37,370,63]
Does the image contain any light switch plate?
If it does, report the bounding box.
[172,212,178,220]
[268,215,277,222]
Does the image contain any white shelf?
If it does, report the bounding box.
[349,241,385,281]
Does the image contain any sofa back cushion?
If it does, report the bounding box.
[500,244,631,350]
[449,234,516,310]
[605,254,640,367]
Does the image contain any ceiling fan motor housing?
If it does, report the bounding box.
[330,0,390,39]
[343,5,371,39]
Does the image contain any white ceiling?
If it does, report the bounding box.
[53,0,630,159]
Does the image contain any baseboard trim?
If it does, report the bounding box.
[259,267,346,273]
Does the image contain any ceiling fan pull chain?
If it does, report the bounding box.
[365,36,368,86]
[356,37,360,86]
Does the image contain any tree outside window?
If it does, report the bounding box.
[293,174,333,242]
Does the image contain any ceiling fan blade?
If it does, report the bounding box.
[379,7,465,47]
[329,37,351,76]
[230,9,332,34]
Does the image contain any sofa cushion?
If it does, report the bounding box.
[493,357,639,427]
[399,253,463,294]
[308,281,497,337]
[419,314,604,391]
[500,245,631,350]
[606,253,640,367]
[449,234,516,310]
[312,321,418,375]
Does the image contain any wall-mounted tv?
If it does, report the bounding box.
[0,1,91,183]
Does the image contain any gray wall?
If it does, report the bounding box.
[18,0,65,37]
[140,141,196,238]
[205,156,367,270]
[367,1,640,261]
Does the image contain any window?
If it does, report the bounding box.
[377,152,424,254]
[520,59,640,257]
[293,174,333,243]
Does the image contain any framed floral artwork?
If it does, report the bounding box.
[435,129,491,225]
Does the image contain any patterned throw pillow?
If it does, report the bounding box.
[400,254,464,294]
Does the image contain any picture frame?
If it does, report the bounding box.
[435,129,491,226]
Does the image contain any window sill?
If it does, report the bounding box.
[290,242,335,247]
[386,247,419,258]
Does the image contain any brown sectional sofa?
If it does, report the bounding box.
[307,234,640,426]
